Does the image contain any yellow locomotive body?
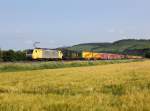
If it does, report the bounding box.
[32,48,63,60]
[32,48,43,59]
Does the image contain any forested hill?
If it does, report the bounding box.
[68,39,150,56]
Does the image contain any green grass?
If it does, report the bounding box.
[0,59,142,72]
[0,60,150,111]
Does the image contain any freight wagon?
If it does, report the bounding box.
[61,49,82,60]
[82,51,102,60]
[82,52,125,60]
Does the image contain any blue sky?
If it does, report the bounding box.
[0,0,150,50]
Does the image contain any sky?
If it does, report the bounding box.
[0,0,150,50]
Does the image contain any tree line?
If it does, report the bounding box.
[0,49,27,62]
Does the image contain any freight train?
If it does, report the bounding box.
[26,48,143,60]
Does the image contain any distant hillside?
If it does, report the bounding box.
[68,39,150,56]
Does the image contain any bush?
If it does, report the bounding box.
[1,50,27,62]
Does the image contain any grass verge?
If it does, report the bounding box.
[0,59,143,72]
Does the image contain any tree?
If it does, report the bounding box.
[15,51,27,61]
[2,50,15,61]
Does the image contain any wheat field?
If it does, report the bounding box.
[0,60,150,111]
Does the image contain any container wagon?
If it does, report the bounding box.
[82,51,102,60]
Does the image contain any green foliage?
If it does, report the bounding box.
[2,50,15,61]
[0,50,26,62]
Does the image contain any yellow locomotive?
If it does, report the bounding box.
[26,48,63,60]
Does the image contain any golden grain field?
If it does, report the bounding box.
[0,60,150,111]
